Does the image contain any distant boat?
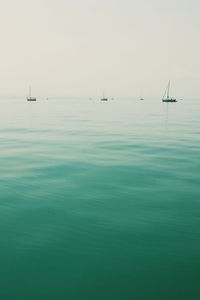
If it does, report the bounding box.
[27,86,36,102]
[101,92,108,101]
[162,81,177,102]
[140,98,144,101]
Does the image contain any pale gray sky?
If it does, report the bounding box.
[0,0,199,98]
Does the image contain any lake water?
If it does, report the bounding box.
[0,98,200,299]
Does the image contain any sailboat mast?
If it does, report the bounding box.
[167,81,170,98]
[29,85,31,98]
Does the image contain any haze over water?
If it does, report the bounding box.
[0,98,200,299]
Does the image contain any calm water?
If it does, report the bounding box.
[0,98,200,299]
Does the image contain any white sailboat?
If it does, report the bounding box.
[27,86,36,101]
[101,91,108,101]
[162,81,177,102]
[138,88,144,101]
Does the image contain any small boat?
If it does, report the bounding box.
[140,98,144,101]
[27,86,36,101]
[162,81,177,102]
[101,92,108,101]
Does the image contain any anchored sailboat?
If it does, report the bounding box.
[101,91,108,101]
[162,81,177,102]
[27,86,36,102]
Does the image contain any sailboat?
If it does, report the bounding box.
[101,91,108,101]
[27,86,36,101]
[138,88,144,101]
[162,81,177,102]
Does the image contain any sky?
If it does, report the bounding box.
[0,0,200,98]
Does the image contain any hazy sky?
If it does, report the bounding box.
[0,0,200,98]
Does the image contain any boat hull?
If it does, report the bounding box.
[101,98,108,101]
[162,98,177,103]
[27,98,36,101]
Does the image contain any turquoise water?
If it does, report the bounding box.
[0,99,200,299]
